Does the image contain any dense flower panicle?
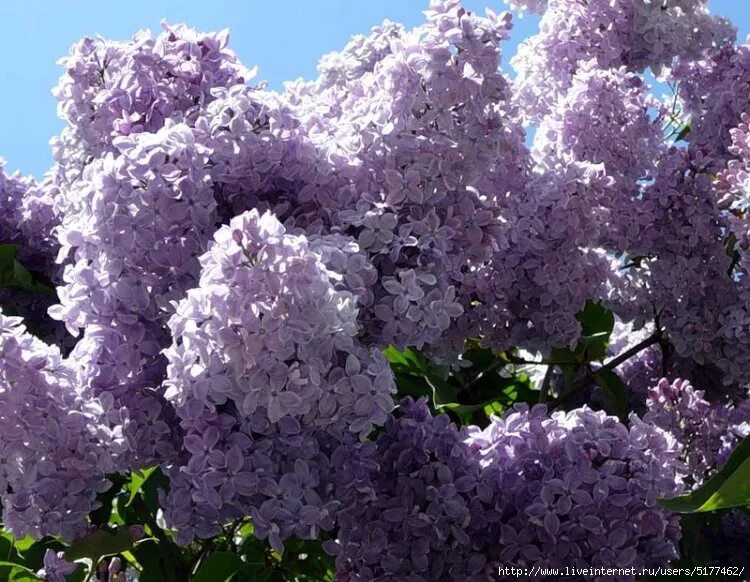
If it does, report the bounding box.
[0,165,59,275]
[717,111,750,225]
[466,404,684,576]
[279,0,528,350]
[644,378,750,487]
[0,311,126,540]
[512,0,734,122]
[162,210,394,547]
[712,114,750,381]
[162,406,373,550]
[717,112,750,255]
[532,63,663,210]
[314,20,406,91]
[674,42,750,164]
[51,22,253,184]
[165,209,395,435]
[328,398,495,581]
[48,121,219,471]
[469,162,616,353]
[611,147,750,382]
[51,122,215,385]
[0,163,68,345]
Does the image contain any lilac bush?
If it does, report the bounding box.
[0,0,750,579]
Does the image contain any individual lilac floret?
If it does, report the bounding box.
[466,404,685,575]
[37,550,77,582]
[327,397,495,581]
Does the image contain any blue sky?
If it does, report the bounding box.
[0,0,747,178]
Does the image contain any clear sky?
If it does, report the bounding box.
[0,0,747,178]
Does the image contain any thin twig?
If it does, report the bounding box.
[552,330,662,406]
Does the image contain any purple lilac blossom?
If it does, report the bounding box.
[37,550,77,582]
[466,403,685,577]
[162,210,395,547]
[0,310,127,540]
[644,378,750,488]
[51,22,253,186]
[327,398,497,581]
[0,163,68,346]
[512,0,734,122]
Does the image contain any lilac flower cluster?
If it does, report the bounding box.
[0,163,67,345]
[327,397,494,581]
[466,404,685,573]
[644,378,750,487]
[511,0,734,121]
[674,42,750,164]
[164,209,395,434]
[0,311,126,540]
[52,122,214,389]
[328,399,685,580]
[161,210,394,547]
[51,22,252,185]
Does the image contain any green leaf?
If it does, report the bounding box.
[549,346,579,385]
[383,346,425,376]
[64,528,135,564]
[0,244,17,265]
[130,540,178,582]
[192,552,245,582]
[89,476,126,526]
[578,300,615,338]
[0,244,52,293]
[12,537,36,553]
[590,368,629,420]
[0,562,43,581]
[239,529,266,569]
[424,372,459,409]
[126,467,157,506]
[675,123,691,142]
[576,300,614,362]
[659,438,750,513]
